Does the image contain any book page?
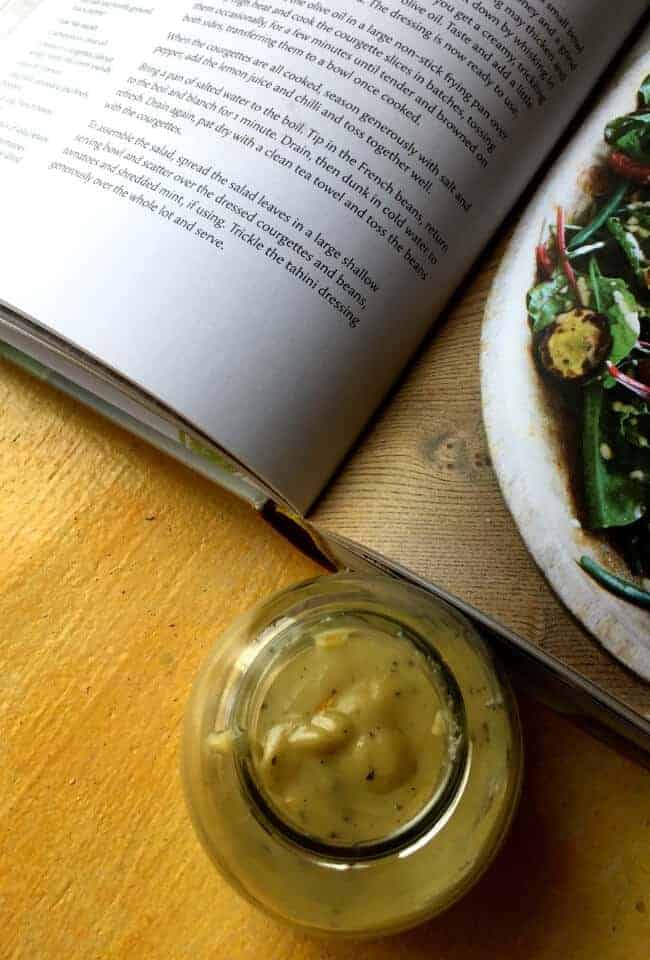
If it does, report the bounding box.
[0,0,645,510]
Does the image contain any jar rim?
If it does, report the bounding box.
[230,606,470,859]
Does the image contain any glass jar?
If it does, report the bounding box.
[182,573,522,938]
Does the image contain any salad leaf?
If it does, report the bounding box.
[612,399,650,451]
[567,181,629,251]
[582,383,645,529]
[587,261,640,364]
[607,209,650,287]
[607,216,647,285]
[605,109,650,164]
[527,270,576,334]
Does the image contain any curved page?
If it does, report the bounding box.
[0,0,646,510]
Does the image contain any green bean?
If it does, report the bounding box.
[578,555,650,607]
[567,181,628,251]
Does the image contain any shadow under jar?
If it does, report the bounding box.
[182,573,523,938]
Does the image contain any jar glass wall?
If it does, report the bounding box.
[182,573,523,938]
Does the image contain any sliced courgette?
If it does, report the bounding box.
[535,309,612,383]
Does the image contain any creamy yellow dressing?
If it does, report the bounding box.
[249,626,453,844]
[185,575,523,935]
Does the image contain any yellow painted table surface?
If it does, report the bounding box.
[1,359,649,960]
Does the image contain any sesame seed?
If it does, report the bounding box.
[599,443,613,461]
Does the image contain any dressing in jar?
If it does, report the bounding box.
[182,573,522,937]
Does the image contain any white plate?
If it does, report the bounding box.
[481,49,650,682]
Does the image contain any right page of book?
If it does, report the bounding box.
[313,27,650,723]
[0,0,646,513]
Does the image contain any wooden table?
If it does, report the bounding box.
[2,358,649,959]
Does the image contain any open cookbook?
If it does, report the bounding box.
[1,0,649,748]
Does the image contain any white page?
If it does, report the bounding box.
[0,0,646,511]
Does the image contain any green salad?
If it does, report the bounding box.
[528,75,650,607]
